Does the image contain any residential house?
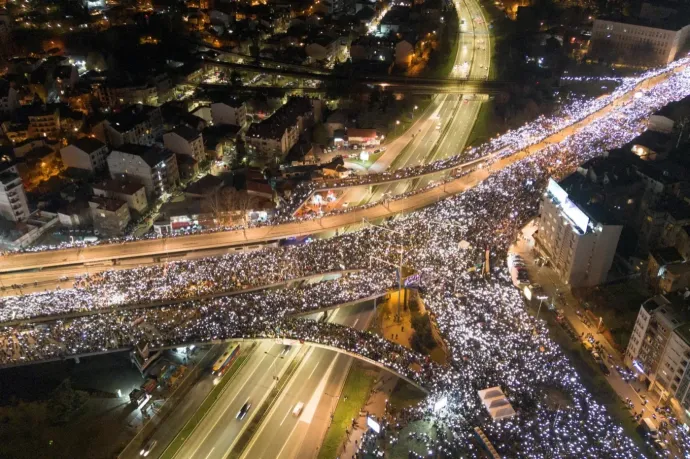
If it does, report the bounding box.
[92,179,148,214]
[107,144,179,198]
[211,98,248,127]
[163,125,206,163]
[245,97,315,160]
[89,196,131,237]
[60,137,109,172]
[92,105,164,148]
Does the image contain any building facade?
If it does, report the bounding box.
[60,137,109,172]
[92,179,148,214]
[591,17,690,66]
[535,178,623,287]
[211,100,247,127]
[0,165,30,222]
[107,144,179,198]
[163,125,205,163]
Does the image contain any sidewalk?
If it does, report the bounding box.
[338,371,398,459]
[509,223,663,421]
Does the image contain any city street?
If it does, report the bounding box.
[510,222,686,456]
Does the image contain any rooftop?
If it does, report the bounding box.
[170,124,202,142]
[596,13,689,31]
[246,97,313,141]
[113,144,173,168]
[106,105,159,133]
[71,137,106,154]
[93,179,145,196]
[89,196,127,213]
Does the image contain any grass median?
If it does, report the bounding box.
[317,362,377,459]
[159,354,248,459]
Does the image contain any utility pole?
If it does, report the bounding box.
[364,218,406,322]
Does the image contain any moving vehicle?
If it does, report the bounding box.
[139,440,157,457]
[293,402,305,417]
[642,417,658,438]
[212,343,240,375]
[237,401,252,420]
[281,345,292,356]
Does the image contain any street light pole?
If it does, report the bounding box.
[364,218,405,322]
[536,295,548,321]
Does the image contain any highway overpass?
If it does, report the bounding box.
[201,58,509,93]
[0,58,686,277]
[0,317,441,393]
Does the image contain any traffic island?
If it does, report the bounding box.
[317,362,378,459]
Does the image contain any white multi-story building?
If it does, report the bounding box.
[535,177,623,287]
[211,99,247,127]
[0,164,30,222]
[60,137,109,172]
[163,125,205,163]
[591,15,690,66]
[107,144,179,198]
[625,295,690,415]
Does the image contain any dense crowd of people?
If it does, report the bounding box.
[0,270,397,365]
[3,53,690,457]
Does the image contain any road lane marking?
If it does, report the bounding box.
[279,407,292,426]
[204,447,215,459]
[307,361,320,380]
[184,343,270,458]
[238,347,316,459]
[352,318,359,327]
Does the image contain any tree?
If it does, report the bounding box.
[47,380,88,425]
[312,122,329,146]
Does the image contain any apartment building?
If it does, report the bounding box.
[93,81,158,108]
[163,125,205,163]
[535,176,623,287]
[0,164,30,222]
[245,97,314,160]
[211,99,247,127]
[92,105,163,148]
[89,196,131,237]
[21,105,61,139]
[0,79,20,114]
[626,295,690,414]
[591,11,690,66]
[92,179,148,214]
[107,144,179,198]
[60,137,109,172]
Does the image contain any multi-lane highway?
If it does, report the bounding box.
[343,0,491,207]
[166,300,375,459]
[237,301,377,459]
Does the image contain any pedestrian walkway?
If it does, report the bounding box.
[338,371,398,459]
[509,221,664,427]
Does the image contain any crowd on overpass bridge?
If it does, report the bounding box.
[2,55,688,258]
